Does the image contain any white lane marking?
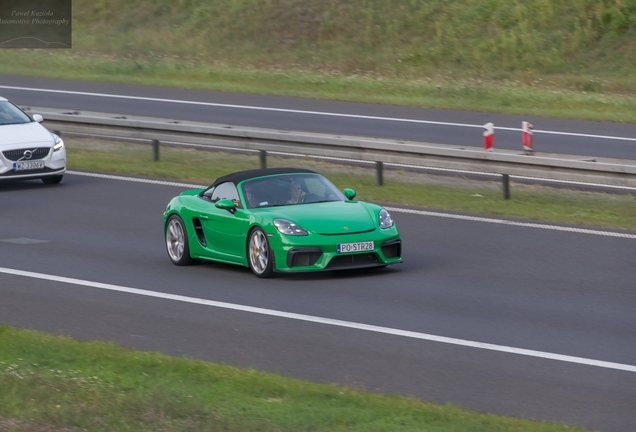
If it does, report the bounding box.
[1,266,635,373]
[67,170,203,188]
[3,85,636,141]
[66,171,636,240]
[386,207,636,240]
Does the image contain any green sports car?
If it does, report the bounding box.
[163,168,402,277]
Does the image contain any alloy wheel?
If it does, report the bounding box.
[166,218,185,262]
[249,229,269,274]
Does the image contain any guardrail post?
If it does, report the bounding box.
[376,161,384,186]
[152,140,160,162]
[259,150,267,169]
[502,174,510,200]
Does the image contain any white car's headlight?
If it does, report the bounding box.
[379,209,393,229]
[273,219,308,236]
[52,133,64,151]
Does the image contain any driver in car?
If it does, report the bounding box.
[287,181,303,204]
[243,183,259,207]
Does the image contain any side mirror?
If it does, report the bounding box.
[215,199,236,213]
[343,188,356,200]
[32,114,43,123]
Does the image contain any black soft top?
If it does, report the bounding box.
[211,167,318,188]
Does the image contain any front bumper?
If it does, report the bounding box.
[0,146,67,181]
[269,226,403,272]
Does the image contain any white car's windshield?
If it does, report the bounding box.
[241,173,346,209]
[0,101,32,126]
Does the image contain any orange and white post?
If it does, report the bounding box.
[483,122,494,152]
[522,121,533,153]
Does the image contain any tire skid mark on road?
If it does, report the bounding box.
[1,266,635,373]
[67,171,636,240]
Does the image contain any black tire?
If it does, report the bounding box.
[247,227,274,278]
[41,175,63,184]
[165,215,198,266]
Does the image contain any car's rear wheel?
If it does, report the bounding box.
[248,228,274,278]
[166,215,197,266]
[41,175,63,184]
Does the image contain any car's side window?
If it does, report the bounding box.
[202,186,215,200]
[210,182,241,207]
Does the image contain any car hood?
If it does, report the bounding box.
[0,122,53,148]
[267,201,377,235]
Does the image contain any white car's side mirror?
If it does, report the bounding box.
[32,114,43,123]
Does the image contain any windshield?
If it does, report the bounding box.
[0,101,32,125]
[241,173,345,209]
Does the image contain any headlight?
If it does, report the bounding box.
[273,219,308,236]
[52,133,64,151]
[379,209,393,229]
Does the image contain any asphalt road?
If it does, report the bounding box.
[1,74,636,159]
[1,173,635,431]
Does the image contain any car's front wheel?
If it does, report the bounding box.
[41,175,63,184]
[248,227,274,278]
[165,215,198,266]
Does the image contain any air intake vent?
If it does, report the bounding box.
[287,248,322,268]
[192,218,206,247]
[327,253,379,269]
[381,239,401,259]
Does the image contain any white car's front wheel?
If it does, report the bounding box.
[41,175,63,185]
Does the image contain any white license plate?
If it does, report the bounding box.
[13,160,44,171]
[337,241,374,254]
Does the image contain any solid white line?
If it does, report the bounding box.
[65,171,636,239]
[1,266,635,373]
[66,170,203,188]
[386,207,636,239]
[3,85,636,141]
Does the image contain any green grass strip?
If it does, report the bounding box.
[66,139,636,232]
[0,326,588,431]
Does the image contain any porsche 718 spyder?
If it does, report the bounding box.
[163,168,402,277]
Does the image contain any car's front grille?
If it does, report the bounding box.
[2,147,51,161]
[327,253,379,269]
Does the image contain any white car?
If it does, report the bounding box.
[0,96,66,184]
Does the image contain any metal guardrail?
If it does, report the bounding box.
[22,107,636,195]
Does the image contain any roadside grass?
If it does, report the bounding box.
[0,326,589,431]
[3,0,636,122]
[2,52,636,123]
[66,138,636,231]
